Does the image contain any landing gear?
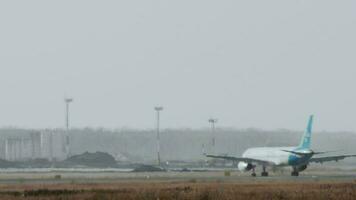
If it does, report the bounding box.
[261,165,269,177]
[261,171,269,176]
[251,166,256,177]
[291,167,299,176]
[291,171,299,176]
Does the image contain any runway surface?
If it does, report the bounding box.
[0,169,355,185]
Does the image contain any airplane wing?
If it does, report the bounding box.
[309,154,356,164]
[205,154,273,165]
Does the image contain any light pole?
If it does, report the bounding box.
[208,118,218,152]
[154,106,163,166]
[64,98,73,157]
[65,98,73,130]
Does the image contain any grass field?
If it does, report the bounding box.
[0,180,355,200]
[0,170,355,199]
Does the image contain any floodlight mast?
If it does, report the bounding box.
[65,98,73,131]
[64,98,73,158]
[208,118,218,152]
[155,106,163,166]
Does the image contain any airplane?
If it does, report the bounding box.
[206,115,356,176]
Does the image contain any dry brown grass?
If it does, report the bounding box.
[0,181,355,200]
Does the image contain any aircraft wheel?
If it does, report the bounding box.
[291,171,299,176]
[251,172,256,177]
[261,172,269,177]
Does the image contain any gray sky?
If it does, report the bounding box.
[0,1,355,131]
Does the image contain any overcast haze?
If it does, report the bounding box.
[0,1,355,131]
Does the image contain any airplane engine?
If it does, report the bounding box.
[297,165,307,172]
[238,162,253,172]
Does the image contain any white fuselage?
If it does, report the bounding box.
[242,147,297,166]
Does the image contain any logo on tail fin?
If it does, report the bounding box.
[298,115,314,149]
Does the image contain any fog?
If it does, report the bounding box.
[0,1,355,171]
[1,128,355,166]
[0,1,356,131]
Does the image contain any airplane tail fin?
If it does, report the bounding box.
[298,115,314,149]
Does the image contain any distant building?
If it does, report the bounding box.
[0,130,67,161]
[40,130,67,161]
